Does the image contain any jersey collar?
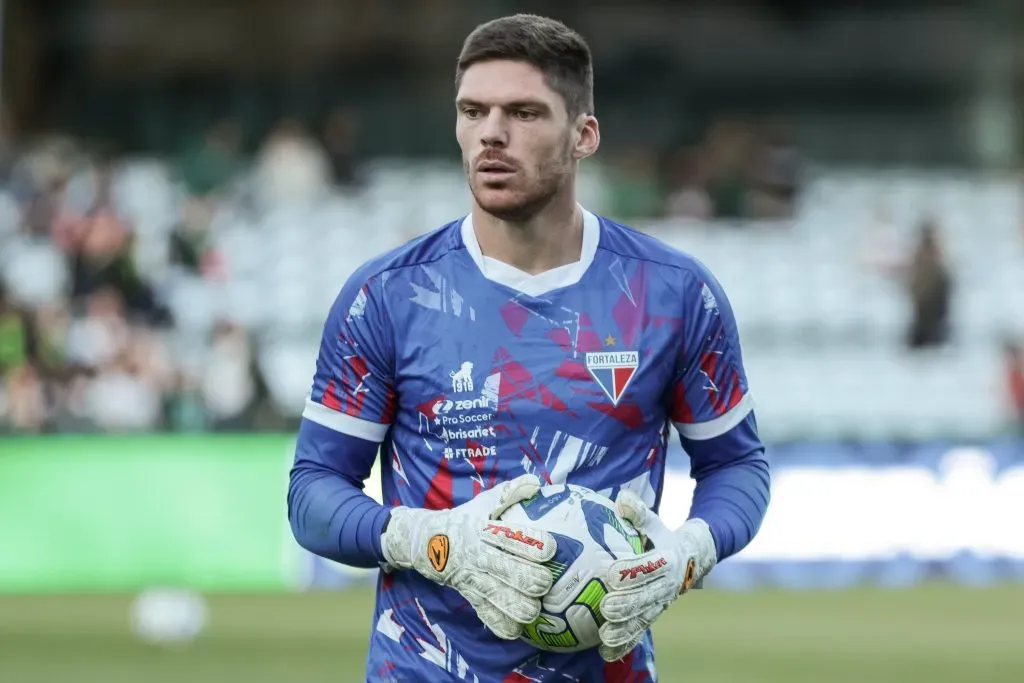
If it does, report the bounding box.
[460,207,600,297]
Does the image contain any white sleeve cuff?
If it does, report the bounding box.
[673,393,754,441]
[302,398,389,442]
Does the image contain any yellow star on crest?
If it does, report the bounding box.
[604,334,616,347]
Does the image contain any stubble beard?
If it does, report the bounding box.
[467,142,575,224]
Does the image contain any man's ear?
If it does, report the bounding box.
[573,114,600,160]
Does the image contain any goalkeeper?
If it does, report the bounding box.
[288,13,770,683]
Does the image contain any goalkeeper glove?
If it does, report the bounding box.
[598,491,718,662]
[380,473,557,640]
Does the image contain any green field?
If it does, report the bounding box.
[1,584,1022,682]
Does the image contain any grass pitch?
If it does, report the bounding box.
[1,584,1022,683]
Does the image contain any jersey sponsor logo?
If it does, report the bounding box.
[483,523,546,550]
[427,534,450,572]
[585,351,639,406]
[427,372,502,439]
[618,556,667,581]
[443,445,497,460]
[433,397,491,414]
[440,425,496,441]
[436,413,493,430]
[449,361,475,393]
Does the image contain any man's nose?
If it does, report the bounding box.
[480,110,509,147]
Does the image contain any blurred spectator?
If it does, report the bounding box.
[75,315,174,433]
[322,106,366,191]
[127,327,176,395]
[30,302,70,373]
[0,280,34,373]
[1005,341,1024,434]
[23,174,69,240]
[201,321,259,431]
[66,288,131,369]
[169,196,220,278]
[49,155,120,252]
[904,218,954,350]
[747,121,802,220]
[604,148,663,221]
[11,136,78,210]
[255,118,331,208]
[1,228,68,310]
[178,120,243,199]
[82,348,164,431]
[664,146,713,220]
[703,118,754,220]
[70,209,170,324]
[47,370,94,433]
[165,372,210,433]
[1,364,48,433]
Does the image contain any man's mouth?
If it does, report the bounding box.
[477,160,516,177]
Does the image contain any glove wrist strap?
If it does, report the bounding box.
[674,518,718,592]
[380,506,417,568]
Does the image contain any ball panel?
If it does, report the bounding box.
[523,614,578,649]
[581,498,644,557]
[518,486,574,521]
[573,578,609,627]
[545,531,583,583]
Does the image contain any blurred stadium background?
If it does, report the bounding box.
[1,1,1024,681]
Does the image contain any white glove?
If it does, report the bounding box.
[598,491,718,662]
[381,474,557,640]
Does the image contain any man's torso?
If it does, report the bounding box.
[357,215,694,681]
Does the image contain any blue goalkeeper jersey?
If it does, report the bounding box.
[302,209,760,682]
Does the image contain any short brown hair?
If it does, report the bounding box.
[456,14,594,118]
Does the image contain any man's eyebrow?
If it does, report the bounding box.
[504,100,551,112]
[455,97,551,112]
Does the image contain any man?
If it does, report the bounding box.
[288,14,770,682]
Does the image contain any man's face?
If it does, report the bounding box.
[456,60,596,222]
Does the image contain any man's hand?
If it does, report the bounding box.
[598,491,718,662]
[381,474,556,640]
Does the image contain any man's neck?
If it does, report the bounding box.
[471,194,583,275]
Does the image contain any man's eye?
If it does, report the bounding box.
[463,108,482,119]
[513,110,538,121]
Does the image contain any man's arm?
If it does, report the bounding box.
[287,271,397,568]
[679,414,770,562]
[597,263,770,662]
[670,267,770,561]
[286,267,557,640]
[288,418,391,567]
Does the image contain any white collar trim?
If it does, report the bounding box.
[460,207,600,297]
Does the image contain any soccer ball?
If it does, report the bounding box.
[130,588,208,645]
[498,483,644,652]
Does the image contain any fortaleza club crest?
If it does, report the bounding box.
[585,351,639,406]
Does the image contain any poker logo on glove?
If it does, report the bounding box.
[484,523,547,550]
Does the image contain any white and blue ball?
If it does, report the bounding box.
[498,483,644,652]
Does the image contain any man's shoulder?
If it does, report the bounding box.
[596,214,713,284]
[349,219,464,288]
